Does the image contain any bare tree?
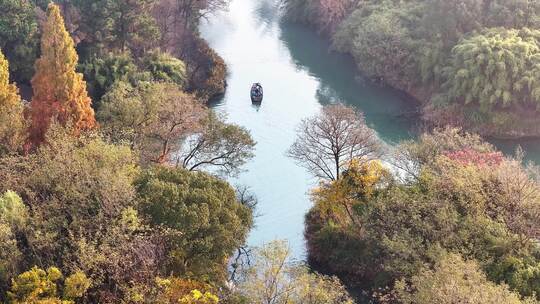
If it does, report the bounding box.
[287,104,381,181]
[176,112,255,176]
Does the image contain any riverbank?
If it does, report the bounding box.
[282,0,540,139]
[181,34,228,103]
[303,126,540,303]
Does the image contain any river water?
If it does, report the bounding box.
[200,0,540,259]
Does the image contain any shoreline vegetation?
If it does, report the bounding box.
[287,104,540,303]
[283,0,540,139]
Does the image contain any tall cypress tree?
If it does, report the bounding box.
[0,49,25,152]
[28,3,96,145]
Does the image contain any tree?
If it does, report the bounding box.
[154,0,229,53]
[79,52,139,103]
[137,277,218,304]
[332,3,418,89]
[136,166,253,280]
[392,253,530,304]
[142,50,187,86]
[0,0,39,83]
[0,49,25,154]
[72,0,160,53]
[441,28,540,111]
[178,112,255,176]
[81,51,187,105]
[106,0,160,52]
[284,0,355,33]
[0,191,27,296]
[391,127,494,181]
[179,290,219,304]
[304,127,540,299]
[28,3,96,146]
[490,157,540,246]
[310,159,388,227]
[7,266,90,304]
[181,36,227,101]
[98,81,206,163]
[238,240,353,304]
[288,104,381,181]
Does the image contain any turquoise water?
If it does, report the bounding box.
[200,0,540,258]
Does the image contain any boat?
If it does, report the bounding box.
[251,83,263,103]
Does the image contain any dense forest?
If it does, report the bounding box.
[284,0,540,138]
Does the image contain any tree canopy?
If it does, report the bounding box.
[136,166,253,280]
[0,49,25,154]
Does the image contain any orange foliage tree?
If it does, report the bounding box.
[28,3,96,146]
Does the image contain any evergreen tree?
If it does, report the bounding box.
[0,49,25,153]
[28,3,96,146]
[0,0,39,83]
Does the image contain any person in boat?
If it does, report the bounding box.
[252,83,262,97]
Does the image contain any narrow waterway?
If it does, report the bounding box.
[200,0,540,258]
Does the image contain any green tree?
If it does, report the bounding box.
[79,52,139,104]
[0,0,39,83]
[441,28,540,110]
[0,191,27,296]
[332,2,420,89]
[393,253,532,304]
[141,51,187,86]
[136,166,253,280]
[73,0,160,53]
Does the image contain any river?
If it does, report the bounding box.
[200,0,540,259]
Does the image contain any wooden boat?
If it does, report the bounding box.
[251,83,263,103]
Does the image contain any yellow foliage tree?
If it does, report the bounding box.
[179,290,219,304]
[28,3,96,146]
[312,159,388,226]
[0,49,25,152]
[7,266,90,304]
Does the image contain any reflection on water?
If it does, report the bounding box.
[200,0,540,258]
[278,20,417,143]
[491,137,540,164]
